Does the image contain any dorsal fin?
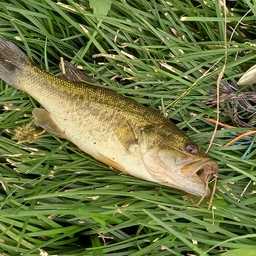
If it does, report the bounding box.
[59,60,99,84]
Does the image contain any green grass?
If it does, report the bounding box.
[0,0,256,255]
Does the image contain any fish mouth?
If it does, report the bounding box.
[180,158,218,197]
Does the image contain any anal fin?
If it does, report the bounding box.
[32,108,67,139]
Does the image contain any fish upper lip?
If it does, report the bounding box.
[181,158,218,178]
[180,158,218,195]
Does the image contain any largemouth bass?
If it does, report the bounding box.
[0,37,217,197]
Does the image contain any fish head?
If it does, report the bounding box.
[138,125,218,197]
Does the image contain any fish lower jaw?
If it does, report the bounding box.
[145,169,210,197]
[164,178,209,197]
[122,163,209,197]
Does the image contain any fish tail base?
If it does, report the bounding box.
[0,37,29,87]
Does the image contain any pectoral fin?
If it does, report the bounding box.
[32,108,67,139]
[113,115,139,152]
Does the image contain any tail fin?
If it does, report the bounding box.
[0,37,30,87]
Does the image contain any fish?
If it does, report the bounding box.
[0,37,218,197]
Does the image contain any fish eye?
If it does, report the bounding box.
[184,143,198,154]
